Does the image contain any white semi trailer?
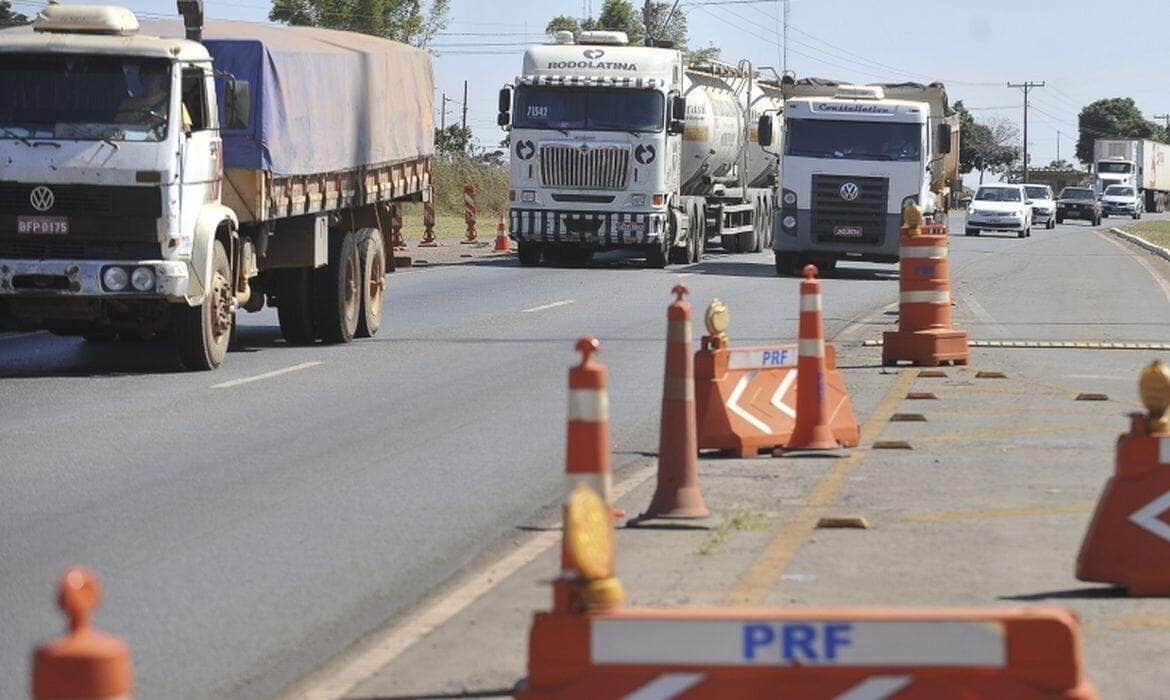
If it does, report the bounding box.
[1092,138,1170,212]
[499,31,781,267]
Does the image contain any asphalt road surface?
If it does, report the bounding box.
[1,212,1164,698]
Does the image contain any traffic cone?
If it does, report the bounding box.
[566,336,622,519]
[32,567,133,700]
[644,285,709,519]
[494,212,510,252]
[783,265,840,452]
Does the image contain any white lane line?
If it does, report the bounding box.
[282,463,658,700]
[210,361,322,390]
[521,299,574,313]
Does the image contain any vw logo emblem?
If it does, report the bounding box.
[839,182,860,201]
[30,186,55,212]
[583,49,605,59]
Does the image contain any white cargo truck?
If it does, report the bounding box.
[1092,138,1170,212]
[498,31,781,267]
[0,3,433,369]
[758,80,958,276]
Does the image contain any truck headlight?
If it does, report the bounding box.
[131,267,156,292]
[782,190,797,206]
[782,215,797,230]
[102,266,129,292]
[630,194,647,207]
[521,190,537,203]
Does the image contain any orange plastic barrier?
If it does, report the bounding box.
[32,567,133,700]
[644,285,708,519]
[461,184,478,244]
[1078,361,1170,595]
[883,207,969,367]
[494,212,511,251]
[696,337,858,457]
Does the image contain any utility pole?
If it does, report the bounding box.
[1156,113,1170,131]
[782,0,790,76]
[1008,81,1044,183]
[461,80,468,131]
[1056,130,1061,163]
[440,92,452,131]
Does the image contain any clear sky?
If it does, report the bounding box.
[25,0,1170,177]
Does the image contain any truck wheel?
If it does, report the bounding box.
[965,228,978,236]
[355,227,385,339]
[690,205,704,264]
[517,241,542,266]
[276,268,316,345]
[696,207,708,261]
[1047,218,1055,229]
[174,240,232,371]
[646,235,669,269]
[316,230,361,344]
[774,252,798,277]
[1055,216,1063,225]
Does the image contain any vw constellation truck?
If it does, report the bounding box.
[758,80,958,276]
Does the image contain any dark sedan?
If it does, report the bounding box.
[1055,187,1102,226]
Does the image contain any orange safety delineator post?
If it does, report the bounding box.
[566,337,623,521]
[494,212,511,252]
[519,482,1098,698]
[643,285,708,519]
[1078,360,1170,595]
[419,186,439,248]
[390,202,406,251]
[883,203,969,367]
[461,184,478,244]
[782,265,841,452]
[32,567,133,700]
[696,299,859,457]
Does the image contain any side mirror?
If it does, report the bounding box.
[498,87,512,128]
[668,95,686,135]
[1025,199,1034,205]
[758,115,774,148]
[937,123,953,154]
[225,78,250,130]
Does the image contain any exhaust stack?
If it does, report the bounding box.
[176,0,204,42]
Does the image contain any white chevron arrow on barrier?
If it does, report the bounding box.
[1129,489,1170,542]
[727,369,797,435]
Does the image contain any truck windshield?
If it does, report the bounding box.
[0,54,172,142]
[785,119,922,161]
[1105,186,1135,196]
[1097,162,1132,173]
[1062,188,1094,199]
[975,187,1021,202]
[513,85,664,133]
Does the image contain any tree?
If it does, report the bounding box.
[594,0,644,44]
[435,124,472,156]
[270,0,450,46]
[545,15,580,36]
[0,1,28,27]
[955,101,1020,184]
[1076,98,1166,165]
[545,1,718,64]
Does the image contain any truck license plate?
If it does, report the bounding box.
[17,216,69,235]
[617,221,646,234]
[833,225,863,238]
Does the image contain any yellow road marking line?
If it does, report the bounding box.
[901,503,1094,522]
[1113,615,1170,629]
[913,424,1114,443]
[724,369,918,606]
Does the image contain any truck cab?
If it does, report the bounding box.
[0,4,245,367]
[1095,159,1136,194]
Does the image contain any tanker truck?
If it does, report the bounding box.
[758,79,958,276]
[498,31,782,267]
[0,3,433,369]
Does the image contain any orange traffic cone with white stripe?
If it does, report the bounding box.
[566,336,622,519]
[644,285,709,519]
[494,212,510,252]
[32,567,133,700]
[783,265,840,452]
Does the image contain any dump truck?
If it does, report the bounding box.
[0,3,433,369]
[498,30,782,267]
[1092,138,1170,212]
[758,79,959,276]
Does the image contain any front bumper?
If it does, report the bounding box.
[1031,208,1054,222]
[1057,206,1097,221]
[1102,203,1137,215]
[0,259,189,301]
[508,208,667,247]
[967,215,1027,231]
[772,209,902,262]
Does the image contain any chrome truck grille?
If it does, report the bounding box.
[811,174,889,244]
[540,144,630,190]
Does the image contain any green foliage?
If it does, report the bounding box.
[593,0,644,44]
[545,15,580,36]
[269,0,450,46]
[0,0,28,27]
[1076,98,1167,164]
[430,153,508,217]
[435,124,472,156]
[545,2,714,63]
[955,101,1019,177]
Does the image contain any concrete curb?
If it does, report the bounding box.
[1109,226,1170,262]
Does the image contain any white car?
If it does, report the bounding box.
[965,184,1034,238]
[1100,184,1143,220]
[1023,184,1056,229]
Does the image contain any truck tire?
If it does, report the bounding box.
[316,230,361,344]
[774,252,799,277]
[355,227,385,339]
[517,241,542,266]
[646,234,669,269]
[965,227,978,236]
[750,199,765,253]
[690,205,704,263]
[174,239,232,371]
[276,268,317,345]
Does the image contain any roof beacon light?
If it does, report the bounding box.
[33,4,140,36]
[577,30,629,46]
[835,84,885,101]
[554,30,575,45]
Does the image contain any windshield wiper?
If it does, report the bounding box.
[1,127,32,147]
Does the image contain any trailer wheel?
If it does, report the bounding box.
[276,268,317,345]
[174,240,232,370]
[355,227,385,339]
[316,230,361,344]
[517,241,542,266]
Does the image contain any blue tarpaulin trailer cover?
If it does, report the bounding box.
[137,20,435,176]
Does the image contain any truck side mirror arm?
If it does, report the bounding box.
[498,87,513,129]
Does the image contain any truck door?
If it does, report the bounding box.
[178,63,221,243]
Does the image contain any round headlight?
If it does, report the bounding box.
[782,215,797,229]
[131,267,156,292]
[782,191,797,206]
[102,266,128,292]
